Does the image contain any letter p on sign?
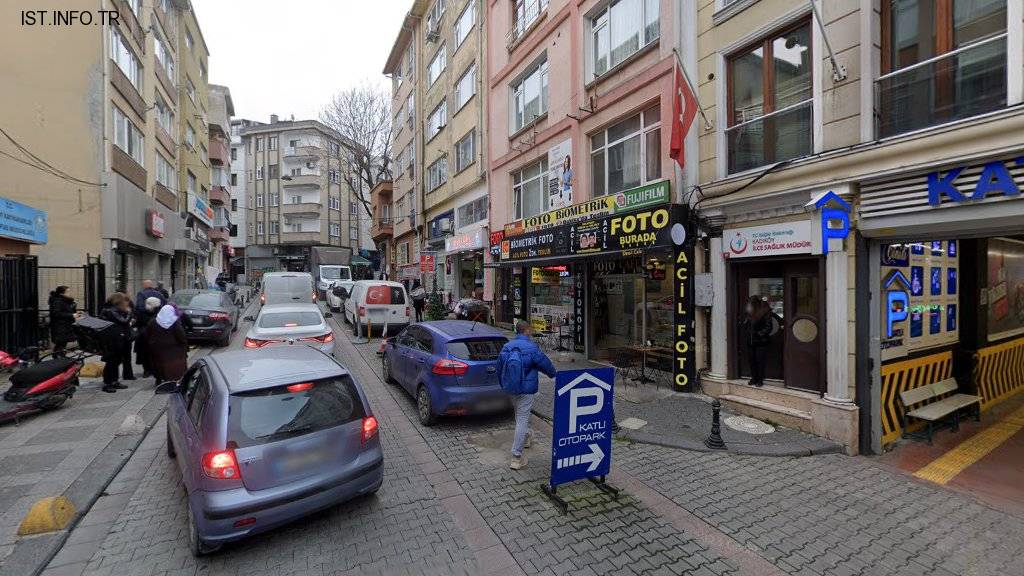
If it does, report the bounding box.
[569,388,603,433]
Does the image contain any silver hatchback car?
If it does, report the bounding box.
[159,346,383,555]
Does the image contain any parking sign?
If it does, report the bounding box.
[550,368,614,487]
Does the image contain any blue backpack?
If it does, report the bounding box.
[499,344,526,394]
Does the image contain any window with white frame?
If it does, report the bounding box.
[349,201,358,216]
[396,197,406,222]
[126,0,142,15]
[154,33,174,80]
[398,242,410,264]
[112,106,144,165]
[590,104,661,197]
[270,193,279,206]
[156,153,175,189]
[329,169,340,183]
[257,221,264,235]
[329,196,341,210]
[186,77,196,103]
[455,131,475,172]
[457,196,487,227]
[349,227,359,240]
[404,44,415,78]
[155,95,175,137]
[187,171,197,194]
[455,0,476,47]
[270,221,279,234]
[256,193,265,207]
[330,141,341,155]
[428,100,448,139]
[406,94,415,126]
[256,137,264,151]
[290,194,302,204]
[427,156,448,191]
[269,136,278,150]
[427,0,446,32]
[330,223,341,237]
[185,123,196,148]
[256,166,264,180]
[511,57,548,133]
[427,45,447,86]
[512,158,548,220]
[590,0,660,79]
[109,28,141,91]
[230,147,237,161]
[291,167,301,176]
[185,30,194,52]
[511,0,549,44]
[455,64,476,109]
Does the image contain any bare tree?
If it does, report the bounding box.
[320,82,393,218]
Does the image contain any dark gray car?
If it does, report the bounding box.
[160,346,383,555]
[169,290,238,347]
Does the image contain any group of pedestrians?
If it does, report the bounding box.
[47,279,189,394]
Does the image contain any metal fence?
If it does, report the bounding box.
[0,255,40,354]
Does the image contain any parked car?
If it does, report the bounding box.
[170,290,238,347]
[260,272,316,306]
[381,320,509,425]
[243,303,335,355]
[325,282,347,313]
[342,281,410,336]
[159,346,383,556]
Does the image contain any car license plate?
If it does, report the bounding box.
[272,446,330,475]
[476,398,506,412]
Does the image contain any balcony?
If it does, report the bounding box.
[506,0,547,50]
[282,174,322,188]
[726,100,812,174]
[208,227,230,242]
[209,185,230,205]
[279,231,323,244]
[371,217,393,241]
[209,136,229,166]
[282,202,322,217]
[284,145,321,159]
[876,34,1007,139]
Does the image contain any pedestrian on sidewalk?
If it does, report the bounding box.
[99,293,133,393]
[48,286,81,357]
[497,319,557,470]
[143,304,188,385]
[134,297,162,377]
[410,280,426,322]
[741,295,773,387]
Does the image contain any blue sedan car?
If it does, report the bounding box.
[382,321,509,425]
[159,346,383,555]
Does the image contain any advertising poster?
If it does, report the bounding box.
[880,241,959,360]
[987,237,1024,342]
[547,139,573,210]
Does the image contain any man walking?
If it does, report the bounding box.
[497,320,556,470]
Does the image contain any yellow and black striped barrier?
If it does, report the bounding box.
[974,336,1024,411]
[880,351,953,446]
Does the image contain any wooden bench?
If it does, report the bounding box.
[898,378,982,444]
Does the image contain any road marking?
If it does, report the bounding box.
[912,404,1024,485]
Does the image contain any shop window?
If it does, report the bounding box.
[878,0,1007,138]
[530,266,573,334]
[589,0,660,79]
[880,241,960,360]
[726,21,812,174]
[590,105,661,198]
[986,237,1024,342]
[512,158,549,220]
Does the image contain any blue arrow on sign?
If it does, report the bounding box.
[550,367,614,487]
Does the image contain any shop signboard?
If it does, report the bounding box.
[429,210,454,239]
[672,220,696,392]
[146,209,166,238]
[549,368,614,487]
[187,193,214,227]
[928,156,1023,207]
[572,263,585,353]
[420,254,435,273]
[504,180,671,238]
[489,231,504,257]
[724,221,812,259]
[548,139,574,210]
[445,228,487,253]
[400,263,420,280]
[0,197,47,244]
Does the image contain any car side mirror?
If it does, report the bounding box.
[323,312,333,318]
[154,381,179,395]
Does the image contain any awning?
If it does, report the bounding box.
[350,256,371,266]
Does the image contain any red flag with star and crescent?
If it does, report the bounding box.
[669,62,698,169]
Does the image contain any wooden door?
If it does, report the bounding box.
[783,261,824,393]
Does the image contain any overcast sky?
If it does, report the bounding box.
[193,0,408,123]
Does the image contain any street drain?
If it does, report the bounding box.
[724,415,775,435]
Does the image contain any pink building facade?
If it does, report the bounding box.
[486,0,695,380]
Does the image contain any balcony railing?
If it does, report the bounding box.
[725,99,812,174]
[284,145,320,159]
[281,173,322,187]
[875,33,1007,139]
[506,0,546,49]
[209,185,231,205]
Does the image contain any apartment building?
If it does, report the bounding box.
[370,180,396,279]
[208,85,234,276]
[693,0,1023,454]
[242,117,363,273]
[0,0,219,295]
[229,119,263,281]
[385,0,489,298]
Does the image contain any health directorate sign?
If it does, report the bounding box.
[550,368,614,487]
[724,221,812,259]
[0,197,48,244]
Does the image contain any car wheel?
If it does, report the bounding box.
[166,421,176,459]
[382,355,395,384]
[187,503,219,556]
[417,385,436,426]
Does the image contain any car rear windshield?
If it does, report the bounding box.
[228,376,365,447]
[365,285,405,305]
[320,267,350,280]
[264,276,311,293]
[170,292,223,308]
[446,338,507,361]
[258,311,322,328]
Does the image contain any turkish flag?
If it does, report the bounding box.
[669,63,698,169]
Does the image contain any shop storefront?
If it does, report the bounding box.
[494,180,696,390]
[425,211,453,293]
[445,227,487,300]
[860,152,1024,454]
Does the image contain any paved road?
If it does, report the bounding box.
[33,315,1024,576]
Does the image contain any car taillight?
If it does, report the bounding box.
[432,358,469,376]
[244,337,275,349]
[209,312,230,321]
[362,416,379,445]
[202,450,240,480]
[312,291,318,302]
[287,382,314,393]
[260,293,266,304]
[301,332,334,343]
[358,306,366,317]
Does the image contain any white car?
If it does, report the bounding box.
[244,303,335,355]
[343,280,410,337]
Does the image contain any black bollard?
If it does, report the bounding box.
[705,399,727,450]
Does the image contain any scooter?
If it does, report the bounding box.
[0,347,86,425]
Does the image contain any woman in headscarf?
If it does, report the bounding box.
[143,304,189,385]
[135,297,162,378]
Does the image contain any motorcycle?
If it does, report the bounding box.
[0,347,85,424]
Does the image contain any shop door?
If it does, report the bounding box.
[734,259,824,393]
[590,273,643,362]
